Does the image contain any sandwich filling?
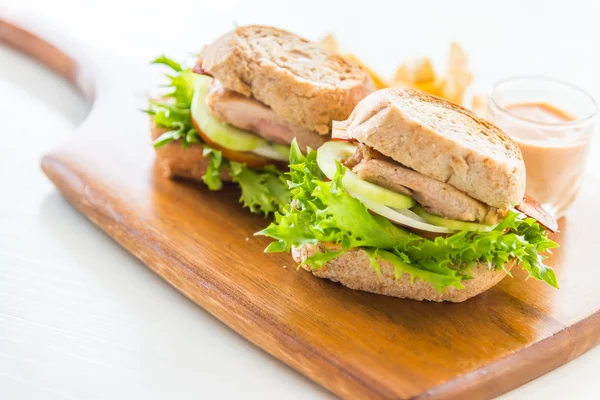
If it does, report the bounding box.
[145,56,292,215]
[257,140,559,293]
[344,144,503,225]
[205,80,328,152]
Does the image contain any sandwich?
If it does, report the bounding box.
[145,25,375,215]
[258,87,558,302]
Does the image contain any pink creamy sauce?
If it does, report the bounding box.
[504,102,590,217]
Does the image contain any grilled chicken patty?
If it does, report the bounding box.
[345,144,503,224]
[205,80,328,151]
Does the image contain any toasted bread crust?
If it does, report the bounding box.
[150,120,231,182]
[292,243,513,302]
[333,88,526,209]
[200,25,376,134]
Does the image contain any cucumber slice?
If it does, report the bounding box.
[412,205,497,232]
[316,141,357,178]
[352,193,455,233]
[316,141,415,209]
[191,75,268,152]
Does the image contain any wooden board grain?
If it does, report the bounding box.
[3,17,600,400]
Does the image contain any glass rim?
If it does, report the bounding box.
[488,75,598,129]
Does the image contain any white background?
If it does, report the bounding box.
[1,0,599,398]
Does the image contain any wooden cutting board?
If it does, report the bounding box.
[4,17,600,400]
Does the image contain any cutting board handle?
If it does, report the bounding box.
[0,15,95,102]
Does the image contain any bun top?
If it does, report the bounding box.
[332,88,526,209]
[199,25,375,134]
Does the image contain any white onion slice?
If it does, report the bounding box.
[391,207,427,223]
[351,192,456,233]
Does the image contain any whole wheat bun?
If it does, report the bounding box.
[292,243,513,302]
[199,25,376,135]
[333,88,526,210]
[151,121,231,182]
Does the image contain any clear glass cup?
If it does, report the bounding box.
[487,76,597,219]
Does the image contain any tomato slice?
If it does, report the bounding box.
[191,118,274,169]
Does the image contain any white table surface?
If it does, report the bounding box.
[1,1,599,398]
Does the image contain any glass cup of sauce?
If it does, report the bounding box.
[487,76,597,219]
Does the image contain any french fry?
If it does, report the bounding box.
[346,53,389,90]
[391,43,473,105]
[318,33,340,54]
[392,58,436,86]
[392,64,413,87]
[318,34,389,90]
[414,81,443,98]
[410,57,437,83]
[318,35,473,104]
[471,94,488,116]
[392,57,441,96]
[439,42,472,105]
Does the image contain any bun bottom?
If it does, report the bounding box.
[292,243,513,302]
[151,121,231,183]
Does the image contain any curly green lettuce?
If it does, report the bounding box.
[144,55,200,149]
[143,56,290,215]
[230,163,292,216]
[257,140,559,292]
